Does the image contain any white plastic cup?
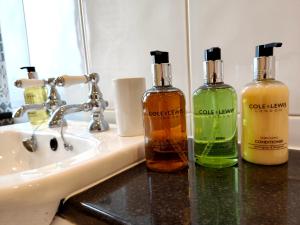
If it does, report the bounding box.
[113,77,146,136]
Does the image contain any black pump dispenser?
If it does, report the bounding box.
[204,47,221,61]
[150,51,169,64]
[20,66,38,79]
[253,42,283,80]
[203,47,223,84]
[255,42,282,57]
[150,50,171,86]
[20,66,36,72]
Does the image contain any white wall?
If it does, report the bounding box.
[83,0,300,115]
[82,0,300,148]
[83,0,190,111]
[189,0,300,115]
[188,0,300,147]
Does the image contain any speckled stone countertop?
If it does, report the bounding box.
[58,142,300,225]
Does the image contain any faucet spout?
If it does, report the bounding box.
[48,103,91,128]
[13,104,46,118]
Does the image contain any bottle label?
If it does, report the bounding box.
[194,107,237,142]
[25,93,36,104]
[197,108,235,116]
[248,136,287,151]
[148,108,184,118]
[242,100,288,152]
[248,102,287,113]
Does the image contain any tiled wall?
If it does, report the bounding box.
[83,0,300,113]
[83,0,190,111]
[189,0,300,115]
[188,0,300,147]
[81,0,300,148]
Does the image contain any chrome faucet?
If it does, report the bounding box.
[48,73,109,133]
[13,78,66,118]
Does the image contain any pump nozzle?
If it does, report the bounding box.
[150,51,169,64]
[204,47,221,61]
[20,66,36,72]
[254,42,282,80]
[255,42,282,57]
[20,66,37,79]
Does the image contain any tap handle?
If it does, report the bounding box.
[14,79,46,88]
[55,75,89,87]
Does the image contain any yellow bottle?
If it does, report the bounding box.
[241,42,289,165]
[21,67,49,125]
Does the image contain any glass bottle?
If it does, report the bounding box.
[21,67,49,125]
[142,51,188,172]
[241,42,289,165]
[193,47,238,168]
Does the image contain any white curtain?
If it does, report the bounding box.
[0,27,11,113]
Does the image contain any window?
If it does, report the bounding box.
[0,0,86,110]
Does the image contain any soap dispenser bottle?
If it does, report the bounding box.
[21,66,49,125]
[193,47,238,168]
[241,42,289,165]
[142,50,188,172]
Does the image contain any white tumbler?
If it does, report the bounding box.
[113,77,146,136]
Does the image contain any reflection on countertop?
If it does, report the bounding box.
[59,141,299,225]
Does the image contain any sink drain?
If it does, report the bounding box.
[50,138,58,151]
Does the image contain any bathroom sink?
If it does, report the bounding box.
[0,121,144,225]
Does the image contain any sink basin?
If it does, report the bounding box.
[0,130,97,175]
[0,121,144,225]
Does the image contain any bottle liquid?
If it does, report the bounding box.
[241,42,289,165]
[142,50,188,172]
[193,47,238,168]
[21,67,49,125]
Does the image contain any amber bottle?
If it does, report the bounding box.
[142,51,188,172]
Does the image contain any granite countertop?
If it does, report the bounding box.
[58,141,300,225]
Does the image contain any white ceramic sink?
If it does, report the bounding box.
[0,121,144,225]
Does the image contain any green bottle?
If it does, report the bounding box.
[193,47,238,168]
